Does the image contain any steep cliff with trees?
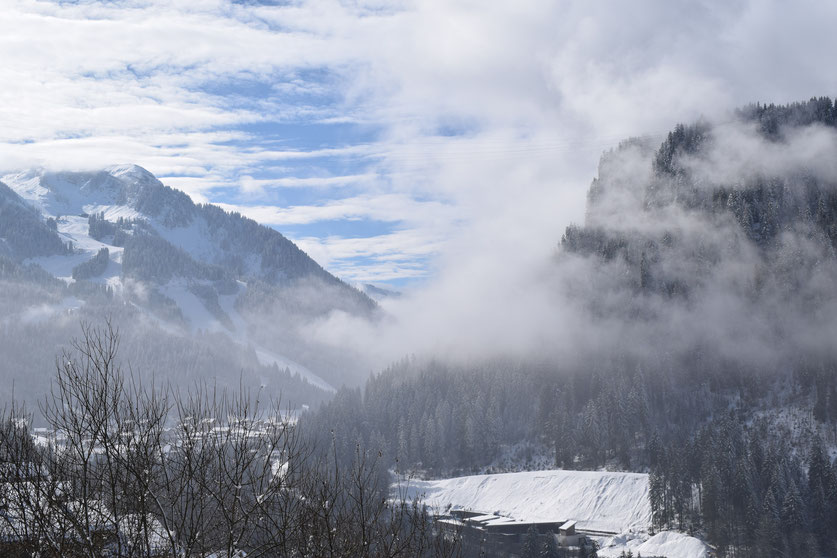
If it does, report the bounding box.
[306,98,837,557]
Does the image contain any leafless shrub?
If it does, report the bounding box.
[0,321,460,558]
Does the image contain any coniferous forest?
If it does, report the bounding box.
[304,99,837,557]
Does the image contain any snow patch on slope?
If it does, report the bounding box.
[253,347,336,393]
[154,217,218,264]
[85,204,143,222]
[1,170,50,212]
[27,215,123,284]
[2,165,157,218]
[158,280,335,393]
[406,469,651,534]
[4,169,114,216]
[598,531,709,558]
[159,281,221,331]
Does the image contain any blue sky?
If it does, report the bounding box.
[4,0,837,290]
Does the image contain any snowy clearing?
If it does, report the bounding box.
[403,469,651,534]
[597,531,709,558]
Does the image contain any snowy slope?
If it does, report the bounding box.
[0,165,346,392]
[405,469,651,533]
[29,215,123,284]
[598,531,709,558]
[3,167,143,284]
[2,166,146,218]
[253,347,335,393]
[3,166,242,278]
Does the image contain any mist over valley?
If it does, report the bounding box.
[3,2,837,556]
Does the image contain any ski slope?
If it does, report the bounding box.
[405,469,651,533]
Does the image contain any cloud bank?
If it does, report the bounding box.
[6,0,837,375]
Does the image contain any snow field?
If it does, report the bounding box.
[404,469,651,533]
[404,469,709,558]
[598,531,709,558]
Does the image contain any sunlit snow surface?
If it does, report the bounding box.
[2,166,146,218]
[405,469,651,533]
[405,469,709,558]
[598,531,709,558]
[30,215,123,284]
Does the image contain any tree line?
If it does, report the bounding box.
[303,353,837,557]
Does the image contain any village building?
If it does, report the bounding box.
[438,510,598,557]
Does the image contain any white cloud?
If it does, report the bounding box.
[294,229,446,282]
[5,0,837,366]
[217,192,457,226]
[218,192,457,281]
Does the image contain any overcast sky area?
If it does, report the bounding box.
[3,0,837,288]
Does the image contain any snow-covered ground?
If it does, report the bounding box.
[3,166,141,218]
[404,469,651,533]
[254,346,335,393]
[597,531,709,558]
[404,469,709,558]
[29,215,124,284]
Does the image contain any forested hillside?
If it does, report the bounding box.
[0,181,70,259]
[306,98,837,557]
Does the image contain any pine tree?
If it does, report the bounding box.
[647,431,662,469]
[781,481,804,535]
[521,525,540,558]
[829,380,837,423]
[540,533,559,558]
[757,487,782,556]
[805,440,834,554]
[814,379,828,422]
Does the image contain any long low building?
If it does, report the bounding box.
[434,511,595,557]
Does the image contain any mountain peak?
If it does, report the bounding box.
[1,165,166,218]
[106,163,155,179]
[104,164,164,192]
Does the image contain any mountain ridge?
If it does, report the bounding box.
[0,164,376,401]
[2,165,375,295]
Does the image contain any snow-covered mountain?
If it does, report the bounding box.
[3,165,366,287]
[0,165,376,403]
